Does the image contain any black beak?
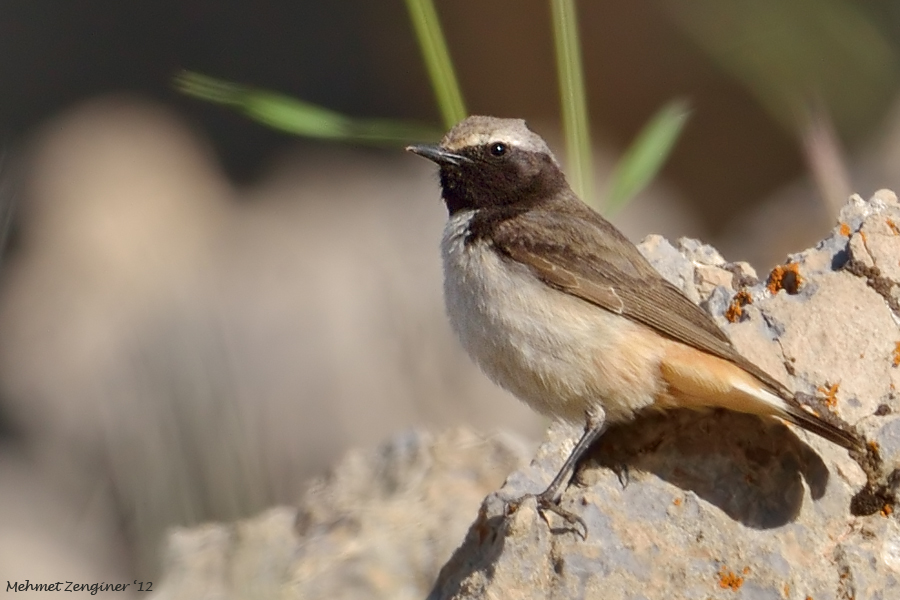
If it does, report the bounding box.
[406,144,470,166]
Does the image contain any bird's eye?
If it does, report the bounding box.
[489,142,507,157]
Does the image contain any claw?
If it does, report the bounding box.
[612,463,630,489]
[504,409,607,541]
[506,492,588,539]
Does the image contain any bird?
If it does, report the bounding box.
[407,115,861,537]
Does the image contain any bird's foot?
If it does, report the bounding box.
[610,462,630,489]
[506,490,588,540]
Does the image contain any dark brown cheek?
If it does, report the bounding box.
[440,169,461,192]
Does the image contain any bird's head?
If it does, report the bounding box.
[407,116,568,215]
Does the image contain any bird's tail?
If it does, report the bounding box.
[660,347,862,450]
[777,396,862,450]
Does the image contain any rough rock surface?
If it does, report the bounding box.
[154,192,900,599]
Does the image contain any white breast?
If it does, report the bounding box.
[440,211,665,423]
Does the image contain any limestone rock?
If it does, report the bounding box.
[151,429,530,600]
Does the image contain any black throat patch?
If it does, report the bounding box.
[439,146,567,216]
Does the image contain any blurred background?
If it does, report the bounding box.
[2,0,900,587]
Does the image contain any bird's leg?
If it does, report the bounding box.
[509,408,607,539]
[538,409,608,503]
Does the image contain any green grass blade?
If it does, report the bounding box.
[606,99,690,214]
[550,0,593,206]
[174,71,442,144]
[404,0,467,128]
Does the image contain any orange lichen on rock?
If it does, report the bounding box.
[767,263,802,295]
[725,290,753,323]
[718,566,744,591]
[840,222,851,237]
[817,382,839,409]
[893,341,900,367]
[673,497,682,506]
[888,219,900,235]
[881,504,893,517]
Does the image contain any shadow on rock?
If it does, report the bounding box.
[427,507,509,600]
[589,409,830,529]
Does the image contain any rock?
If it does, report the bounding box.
[155,192,900,599]
[639,234,698,302]
[676,236,726,267]
[151,429,530,600]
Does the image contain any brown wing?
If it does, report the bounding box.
[490,202,790,396]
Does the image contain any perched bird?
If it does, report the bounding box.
[407,115,860,535]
